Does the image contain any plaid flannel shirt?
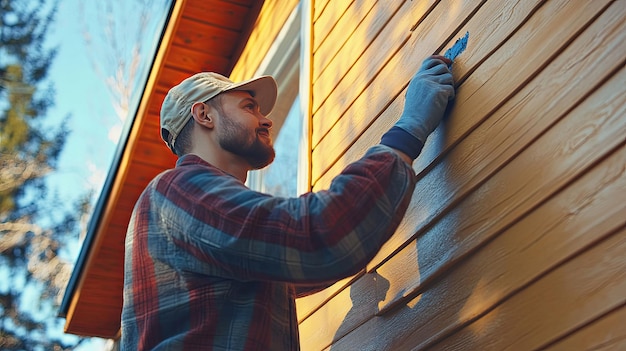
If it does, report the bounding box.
[121,144,417,350]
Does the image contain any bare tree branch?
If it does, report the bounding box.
[0,153,52,193]
[0,220,42,253]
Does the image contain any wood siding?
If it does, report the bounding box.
[297,0,626,350]
[230,0,300,80]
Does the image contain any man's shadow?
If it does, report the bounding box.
[329,103,482,350]
[330,270,390,348]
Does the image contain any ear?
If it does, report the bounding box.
[191,102,214,129]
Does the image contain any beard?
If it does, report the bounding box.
[218,113,276,170]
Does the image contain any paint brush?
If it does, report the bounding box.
[444,31,469,66]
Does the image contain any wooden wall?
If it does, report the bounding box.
[297,0,626,350]
[230,0,299,80]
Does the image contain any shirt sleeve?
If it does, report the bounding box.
[152,144,417,284]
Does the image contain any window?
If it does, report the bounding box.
[247,3,309,197]
[252,96,301,197]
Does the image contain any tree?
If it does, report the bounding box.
[0,0,89,349]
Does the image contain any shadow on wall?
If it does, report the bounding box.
[330,271,390,348]
[327,107,484,350]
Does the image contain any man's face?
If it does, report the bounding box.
[215,91,275,169]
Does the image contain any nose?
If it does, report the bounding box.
[260,115,273,129]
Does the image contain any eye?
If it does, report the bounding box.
[244,102,258,112]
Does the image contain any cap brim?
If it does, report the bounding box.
[226,75,278,116]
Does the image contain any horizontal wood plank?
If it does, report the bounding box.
[544,304,626,351]
[172,18,240,56]
[296,275,358,323]
[312,0,401,85]
[440,0,545,83]
[165,45,231,73]
[182,0,250,30]
[428,227,626,351]
[312,0,356,53]
[157,66,201,90]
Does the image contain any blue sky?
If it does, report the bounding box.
[45,0,120,217]
[46,0,170,242]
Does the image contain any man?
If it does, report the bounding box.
[121,55,454,350]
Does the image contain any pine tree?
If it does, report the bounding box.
[0,1,88,349]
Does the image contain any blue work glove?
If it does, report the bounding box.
[381,55,455,159]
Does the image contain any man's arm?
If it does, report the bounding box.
[155,147,416,285]
[389,147,414,165]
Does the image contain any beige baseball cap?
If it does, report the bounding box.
[160,72,278,153]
